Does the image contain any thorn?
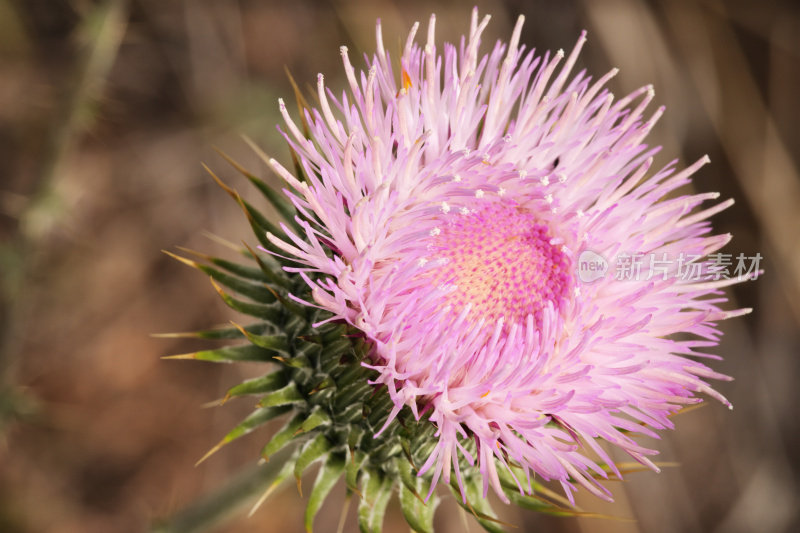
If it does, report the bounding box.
[150,331,197,339]
[241,240,262,261]
[162,353,198,360]
[229,319,247,333]
[209,277,228,299]
[214,146,258,180]
[401,445,418,471]
[265,284,281,300]
[232,194,257,224]
[162,250,199,269]
[195,440,225,466]
[201,231,242,252]
[242,135,273,169]
[248,478,285,517]
[175,245,212,261]
[202,163,238,199]
[284,65,312,136]
[410,486,426,504]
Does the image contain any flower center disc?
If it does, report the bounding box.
[429,202,571,326]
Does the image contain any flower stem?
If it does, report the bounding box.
[152,447,293,533]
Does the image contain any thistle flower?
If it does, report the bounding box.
[266,9,749,504]
[166,8,752,532]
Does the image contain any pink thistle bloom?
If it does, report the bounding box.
[265,9,751,504]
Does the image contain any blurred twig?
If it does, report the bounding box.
[0,0,128,418]
[22,0,128,240]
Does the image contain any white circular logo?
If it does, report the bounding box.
[576,250,608,283]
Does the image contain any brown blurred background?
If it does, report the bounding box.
[1,0,798,532]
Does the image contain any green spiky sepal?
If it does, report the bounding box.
[160,153,624,533]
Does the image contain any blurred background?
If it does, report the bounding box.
[1,0,798,532]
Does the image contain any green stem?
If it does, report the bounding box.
[152,447,293,533]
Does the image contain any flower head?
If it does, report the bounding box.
[266,9,748,504]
